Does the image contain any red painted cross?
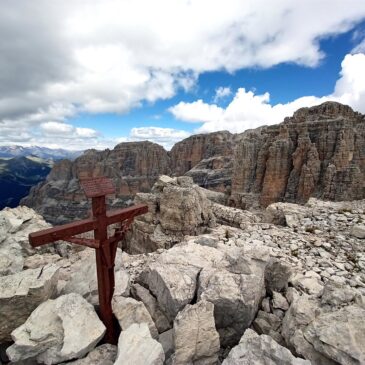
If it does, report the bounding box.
[28,177,148,344]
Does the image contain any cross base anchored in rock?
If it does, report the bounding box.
[28,176,148,344]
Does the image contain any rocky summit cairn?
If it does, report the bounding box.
[0,174,365,364]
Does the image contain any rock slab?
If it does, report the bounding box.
[6,293,106,365]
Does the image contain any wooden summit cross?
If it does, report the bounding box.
[28,177,148,343]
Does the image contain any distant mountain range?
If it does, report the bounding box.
[0,156,53,210]
[0,146,83,160]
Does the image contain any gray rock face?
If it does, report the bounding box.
[158,329,174,361]
[265,259,293,294]
[62,249,130,305]
[60,344,117,365]
[141,260,200,321]
[351,224,365,239]
[114,323,164,365]
[131,283,171,333]
[112,296,159,339]
[22,141,172,224]
[231,102,365,208]
[173,300,220,365]
[222,329,310,365]
[140,241,269,347]
[125,176,216,253]
[282,282,365,365]
[304,305,365,365]
[0,264,59,342]
[6,293,106,365]
[0,207,53,276]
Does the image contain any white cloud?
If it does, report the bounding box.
[129,127,190,150]
[214,87,232,103]
[169,100,224,123]
[170,53,365,133]
[40,121,99,138]
[1,1,365,124]
[1,1,365,148]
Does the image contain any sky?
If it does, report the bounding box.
[1,1,365,151]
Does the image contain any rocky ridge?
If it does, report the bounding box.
[21,102,365,224]
[231,102,365,208]
[1,176,365,364]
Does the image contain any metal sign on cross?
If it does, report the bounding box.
[29,176,148,343]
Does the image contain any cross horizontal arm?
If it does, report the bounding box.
[29,217,96,247]
[105,203,148,225]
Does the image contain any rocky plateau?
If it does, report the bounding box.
[1,175,365,365]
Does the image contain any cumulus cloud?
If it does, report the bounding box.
[1,1,365,148]
[213,87,232,103]
[40,121,99,138]
[170,53,365,133]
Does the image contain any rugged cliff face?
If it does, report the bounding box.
[21,142,171,223]
[169,131,237,192]
[231,102,365,208]
[22,102,365,223]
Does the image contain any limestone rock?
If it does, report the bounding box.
[0,264,59,342]
[281,281,365,365]
[265,259,293,294]
[6,293,106,364]
[0,206,54,276]
[290,271,324,295]
[158,329,174,361]
[281,294,332,364]
[60,344,117,365]
[131,283,171,333]
[170,131,235,178]
[304,305,365,365]
[140,260,201,321]
[351,224,365,239]
[62,248,130,305]
[173,300,220,365]
[231,102,365,208]
[272,291,289,311]
[222,329,310,365]
[22,141,171,224]
[198,246,268,346]
[126,176,216,253]
[139,241,269,347]
[112,296,159,339]
[114,323,164,365]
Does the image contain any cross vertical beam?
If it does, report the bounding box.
[92,195,116,343]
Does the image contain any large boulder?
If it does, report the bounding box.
[0,206,53,276]
[139,242,226,320]
[114,323,164,365]
[198,246,269,346]
[62,248,130,305]
[351,224,365,239]
[131,283,171,333]
[112,296,158,339]
[304,305,365,365]
[139,241,269,347]
[125,176,216,253]
[6,293,106,364]
[222,329,310,365]
[0,264,59,342]
[173,300,220,365]
[282,282,365,364]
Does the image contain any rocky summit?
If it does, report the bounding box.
[1,175,364,365]
[22,102,365,224]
